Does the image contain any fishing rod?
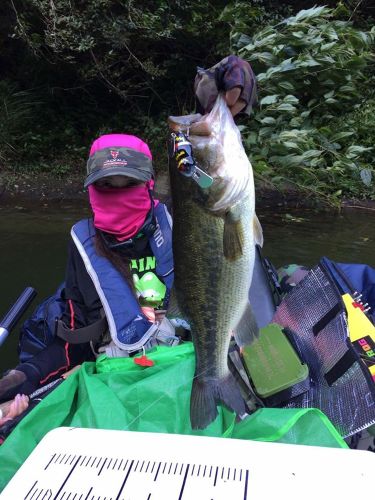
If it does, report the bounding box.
[0,287,37,347]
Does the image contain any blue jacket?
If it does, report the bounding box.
[70,203,174,351]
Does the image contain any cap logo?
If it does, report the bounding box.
[103,149,128,168]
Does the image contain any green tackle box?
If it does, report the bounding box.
[241,323,310,406]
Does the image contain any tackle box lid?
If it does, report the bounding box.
[242,323,309,399]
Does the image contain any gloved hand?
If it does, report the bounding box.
[194,55,257,117]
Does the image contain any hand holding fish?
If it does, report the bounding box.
[194,55,257,117]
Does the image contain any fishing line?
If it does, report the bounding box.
[123,361,211,431]
[122,343,236,431]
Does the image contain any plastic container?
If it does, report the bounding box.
[242,323,310,406]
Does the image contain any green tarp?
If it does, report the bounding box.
[0,343,347,491]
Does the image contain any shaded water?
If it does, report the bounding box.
[0,202,374,373]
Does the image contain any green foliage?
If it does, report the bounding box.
[12,0,233,114]
[0,81,41,164]
[234,5,375,202]
[2,1,375,203]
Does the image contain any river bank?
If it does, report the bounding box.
[1,171,374,211]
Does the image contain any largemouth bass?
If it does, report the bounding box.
[168,95,260,430]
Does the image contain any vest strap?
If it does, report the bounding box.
[55,316,107,344]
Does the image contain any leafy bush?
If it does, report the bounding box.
[0,81,41,165]
[234,6,375,201]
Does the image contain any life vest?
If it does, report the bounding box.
[70,203,174,352]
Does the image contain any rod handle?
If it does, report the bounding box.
[0,287,37,347]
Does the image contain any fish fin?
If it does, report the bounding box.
[233,303,259,347]
[223,211,244,261]
[253,213,264,247]
[190,373,247,430]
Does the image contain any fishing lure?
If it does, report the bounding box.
[169,132,213,189]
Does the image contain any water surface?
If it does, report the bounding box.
[0,202,374,372]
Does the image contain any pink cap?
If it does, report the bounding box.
[89,134,152,159]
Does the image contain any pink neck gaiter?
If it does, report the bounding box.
[88,181,159,241]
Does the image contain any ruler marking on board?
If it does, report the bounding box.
[52,455,81,500]
[25,481,38,500]
[114,460,134,500]
[7,438,256,499]
[177,464,190,500]
[243,469,249,500]
[83,487,93,500]
[98,458,108,476]
[213,466,219,486]
[45,455,56,471]
[16,451,251,500]
[41,489,52,500]
[154,462,161,482]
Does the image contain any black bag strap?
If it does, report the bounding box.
[324,348,358,386]
[312,302,342,336]
[55,316,107,344]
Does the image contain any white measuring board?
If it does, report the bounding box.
[1,427,374,500]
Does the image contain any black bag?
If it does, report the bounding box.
[18,283,66,362]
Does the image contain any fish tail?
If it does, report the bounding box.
[190,373,247,430]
